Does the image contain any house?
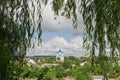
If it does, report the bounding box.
[23,57,29,62]
[108,78,119,80]
[92,76,104,80]
[40,63,58,67]
[63,76,74,80]
[118,60,120,66]
[80,61,87,66]
[23,57,38,67]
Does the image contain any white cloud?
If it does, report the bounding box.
[41,0,85,34]
[27,36,86,57]
[41,0,72,31]
[27,0,86,57]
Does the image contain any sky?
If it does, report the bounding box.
[27,0,87,57]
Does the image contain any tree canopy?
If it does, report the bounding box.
[80,0,120,64]
[52,0,120,78]
[0,0,120,79]
[52,0,120,60]
[0,0,42,79]
[0,0,42,57]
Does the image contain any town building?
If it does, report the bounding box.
[56,49,64,62]
[92,76,104,80]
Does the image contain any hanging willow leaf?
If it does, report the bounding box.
[51,0,120,78]
[0,0,42,79]
[80,0,120,78]
[0,0,120,79]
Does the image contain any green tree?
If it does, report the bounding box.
[80,0,120,78]
[55,66,65,79]
[52,0,120,60]
[68,56,77,61]
[0,0,42,79]
[80,0,120,62]
[1,0,120,79]
[62,60,72,69]
[51,0,120,78]
[37,67,49,80]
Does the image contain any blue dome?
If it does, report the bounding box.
[56,49,64,58]
[57,49,63,53]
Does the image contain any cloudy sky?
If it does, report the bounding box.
[27,0,86,57]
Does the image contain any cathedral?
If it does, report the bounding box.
[56,49,64,62]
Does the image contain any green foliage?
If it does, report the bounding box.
[0,0,42,79]
[46,1,120,78]
[14,57,120,79]
[37,67,49,80]
[107,65,120,78]
[52,0,64,15]
[0,0,42,59]
[68,56,76,61]
[62,60,72,69]
[45,57,56,63]
[18,66,49,79]
[51,0,120,71]
[52,0,77,28]
[81,0,120,63]
[69,65,91,80]
[79,67,91,79]
[45,69,56,80]
[1,0,120,79]
[0,42,12,79]
[55,66,65,78]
